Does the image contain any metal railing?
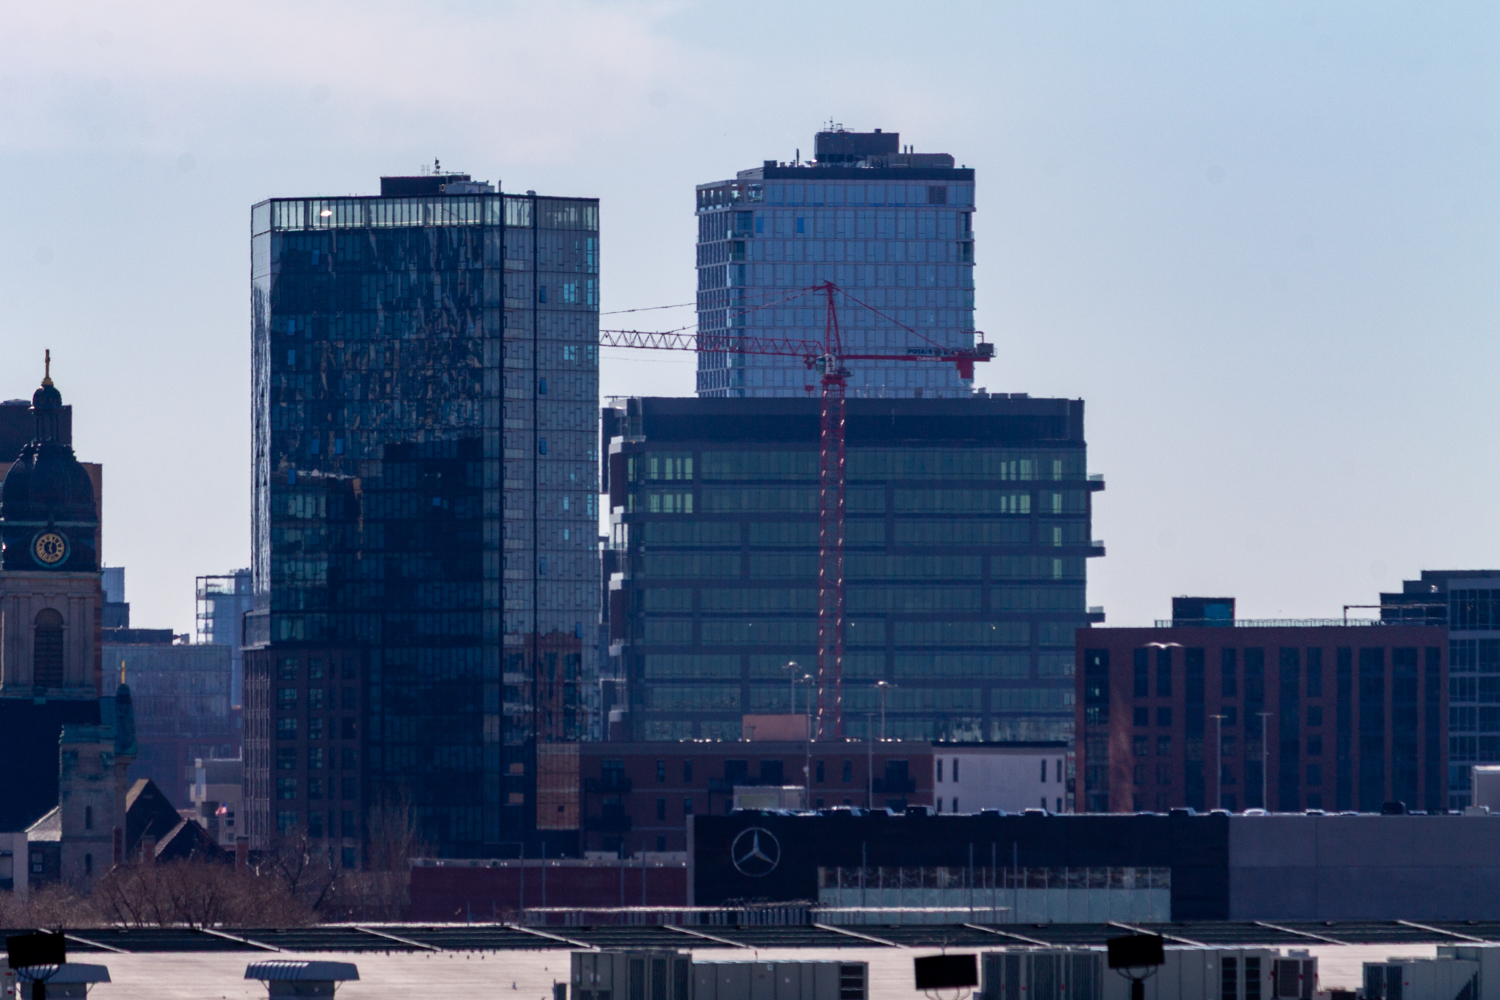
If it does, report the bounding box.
[1155,618,1384,628]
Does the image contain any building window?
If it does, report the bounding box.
[1133,736,1149,757]
[1157,707,1173,727]
[1040,760,1048,783]
[656,797,666,820]
[684,797,693,816]
[683,760,693,782]
[277,778,298,800]
[342,847,357,869]
[84,806,93,830]
[1133,649,1149,698]
[33,608,64,688]
[277,748,297,770]
[277,717,298,739]
[84,853,92,876]
[842,760,853,783]
[1157,648,1173,697]
[1134,707,1149,727]
[656,835,667,852]
[937,760,944,782]
[308,812,323,837]
[657,760,666,782]
[952,758,960,782]
[277,810,298,834]
[1157,736,1172,756]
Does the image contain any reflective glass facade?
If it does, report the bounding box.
[604,396,1099,744]
[247,182,598,857]
[695,131,976,398]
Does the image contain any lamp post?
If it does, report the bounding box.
[874,680,895,741]
[1256,711,1272,810]
[1210,713,1226,811]
[783,660,801,716]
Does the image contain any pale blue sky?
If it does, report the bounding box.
[0,2,1495,632]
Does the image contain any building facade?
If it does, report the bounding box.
[694,127,976,398]
[1380,570,1500,810]
[604,395,1102,744]
[1077,617,1448,814]
[247,173,600,861]
[101,637,236,807]
[197,568,253,708]
[571,740,937,856]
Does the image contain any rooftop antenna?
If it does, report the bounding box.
[42,349,52,386]
[434,157,442,174]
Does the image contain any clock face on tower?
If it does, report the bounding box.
[32,531,69,567]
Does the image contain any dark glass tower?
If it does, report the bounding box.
[603,395,1103,745]
[247,174,599,859]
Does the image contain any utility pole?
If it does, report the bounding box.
[874,680,894,741]
[1210,713,1226,811]
[1256,711,1272,810]
[783,659,801,717]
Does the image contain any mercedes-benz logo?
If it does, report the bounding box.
[730,826,781,877]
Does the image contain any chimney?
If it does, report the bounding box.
[141,835,157,865]
[235,836,249,871]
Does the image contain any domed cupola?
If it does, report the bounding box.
[0,353,98,572]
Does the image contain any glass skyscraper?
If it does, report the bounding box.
[694,127,975,398]
[603,395,1103,745]
[246,173,599,860]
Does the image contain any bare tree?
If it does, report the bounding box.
[91,861,313,928]
[319,789,427,921]
[0,884,100,928]
[259,830,342,913]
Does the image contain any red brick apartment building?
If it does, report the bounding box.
[1076,605,1447,814]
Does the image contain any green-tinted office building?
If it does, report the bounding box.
[602,395,1103,745]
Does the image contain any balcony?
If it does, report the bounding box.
[1088,540,1106,558]
[1088,474,1106,493]
[1087,606,1106,624]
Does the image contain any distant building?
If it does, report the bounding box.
[197,569,253,708]
[694,126,976,398]
[102,637,236,807]
[188,755,244,849]
[1380,570,1500,809]
[931,741,1070,815]
[561,740,937,857]
[246,173,600,861]
[1076,608,1447,813]
[0,364,110,838]
[603,395,1103,745]
[102,566,129,628]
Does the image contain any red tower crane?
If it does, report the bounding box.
[601,281,994,741]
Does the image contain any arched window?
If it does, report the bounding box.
[33,608,64,688]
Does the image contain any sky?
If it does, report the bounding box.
[0,2,1496,634]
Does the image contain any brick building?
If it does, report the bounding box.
[570,740,935,856]
[1076,611,1447,814]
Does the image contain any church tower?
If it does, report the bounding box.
[0,355,103,695]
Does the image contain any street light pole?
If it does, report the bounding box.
[875,681,894,741]
[783,660,800,716]
[1210,714,1225,811]
[1256,711,1272,810]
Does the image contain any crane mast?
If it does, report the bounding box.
[601,281,993,741]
